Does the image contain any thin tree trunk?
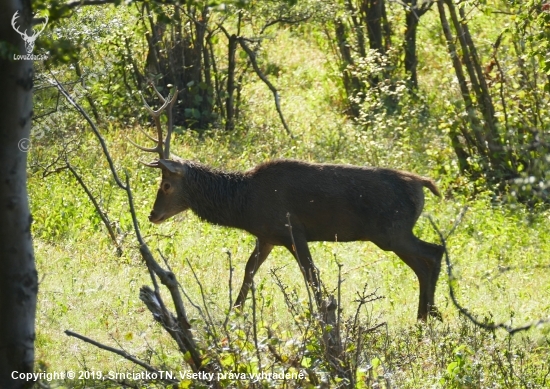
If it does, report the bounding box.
[225,34,237,131]
[456,5,505,159]
[446,0,499,146]
[439,0,510,177]
[345,0,367,58]
[404,10,419,88]
[363,0,384,54]
[360,0,385,86]
[0,0,37,387]
[381,0,391,51]
[449,127,471,173]
[403,0,433,89]
[334,19,362,117]
[437,1,489,160]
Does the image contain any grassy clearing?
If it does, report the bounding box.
[31,130,550,387]
[30,9,550,388]
[31,132,550,386]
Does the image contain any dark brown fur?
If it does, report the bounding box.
[148,158,444,320]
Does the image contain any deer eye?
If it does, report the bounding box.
[162,182,171,192]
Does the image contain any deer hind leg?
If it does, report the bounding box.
[284,236,323,307]
[393,234,444,320]
[234,240,273,309]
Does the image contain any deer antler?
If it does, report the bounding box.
[128,84,179,162]
[31,15,48,39]
[11,11,28,39]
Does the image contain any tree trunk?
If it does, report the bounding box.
[334,19,362,117]
[0,0,37,388]
[404,10,419,88]
[360,0,385,86]
[437,1,490,164]
[403,0,433,89]
[438,0,513,180]
[225,34,237,131]
[362,0,384,54]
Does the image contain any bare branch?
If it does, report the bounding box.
[445,205,469,239]
[250,282,263,372]
[65,162,123,256]
[237,37,293,138]
[64,0,116,9]
[223,249,234,330]
[260,15,311,35]
[285,212,314,313]
[50,76,127,190]
[54,77,207,375]
[428,215,550,335]
[64,330,178,384]
[185,258,219,342]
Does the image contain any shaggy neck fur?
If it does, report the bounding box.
[182,162,249,228]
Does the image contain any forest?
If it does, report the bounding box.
[0,0,549,387]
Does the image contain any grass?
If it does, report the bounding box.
[31,131,550,387]
[30,6,550,388]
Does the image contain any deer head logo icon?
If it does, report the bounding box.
[11,11,48,54]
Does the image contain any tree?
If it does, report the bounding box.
[0,0,38,388]
[332,0,433,116]
[437,0,549,199]
[403,0,433,88]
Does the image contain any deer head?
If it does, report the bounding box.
[145,159,190,224]
[128,85,180,223]
[11,11,48,54]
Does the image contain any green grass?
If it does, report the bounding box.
[30,8,550,388]
[31,131,550,387]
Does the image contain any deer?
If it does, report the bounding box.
[132,86,445,321]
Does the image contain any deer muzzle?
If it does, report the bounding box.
[148,210,165,224]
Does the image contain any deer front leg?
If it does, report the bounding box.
[234,240,273,309]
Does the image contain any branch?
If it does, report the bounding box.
[428,212,550,335]
[185,257,219,342]
[260,15,311,35]
[54,77,209,376]
[50,76,127,190]
[250,282,263,372]
[285,212,314,313]
[65,0,115,8]
[223,249,233,329]
[65,162,123,256]
[64,330,178,384]
[236,37,293,138]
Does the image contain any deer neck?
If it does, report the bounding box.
[184,164,249,228]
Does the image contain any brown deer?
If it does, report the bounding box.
[133,87,444,320]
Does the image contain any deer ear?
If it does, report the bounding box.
[157,159,187,176]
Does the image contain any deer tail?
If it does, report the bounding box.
[422,178,441,198]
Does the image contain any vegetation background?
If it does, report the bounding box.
[17,0,550,387]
